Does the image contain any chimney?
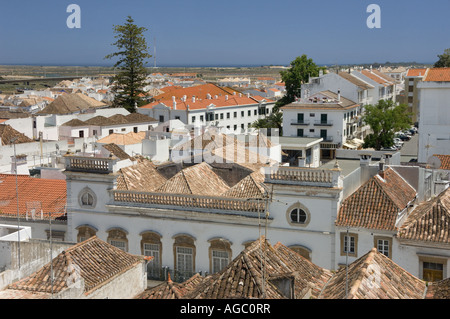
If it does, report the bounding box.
[246,93,250,98]
[239,93,242,97]
[384,153,393,166]
[337,90,341,102]
[173,101,177,110]
[379,157,385,177]
[359,153,372,167]
[192,96,196,103]
[225,95,228,101]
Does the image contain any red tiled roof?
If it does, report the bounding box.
[151,83,240,102]
[406,68,428,77]
[424,68,450,82]
[361,69,392,86]
[336,167,416,231]
[140,94,268,111]
[433,154,450,170]
[398,187,450,244]
[0,174,66,220]
[135,273,204,299]
[7,236,143,295]
[318,248,426,299]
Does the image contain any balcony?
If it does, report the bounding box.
[291,119,310,126]
[313,120,333,126]
[264,166,342,188]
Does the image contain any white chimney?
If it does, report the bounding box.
[192,96,196,103]
[247,93,250,98]
[337,90,341,102]
[215,95,218,99]
[173,101,177,110]
[225,95,228,101]
[239,93,242,97]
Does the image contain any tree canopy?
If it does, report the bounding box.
[275,55,325,110]
[105,16,151,112]
[362,99,412,150]
[434,48,450,68]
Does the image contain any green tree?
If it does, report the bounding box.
[434,48,450,68]
[251,110,283,135]
[275,55,325,111]
[362,99,412,150]
[105,16,151,112]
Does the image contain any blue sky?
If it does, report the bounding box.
[0,0,448,66]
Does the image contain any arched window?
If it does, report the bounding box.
[141,231,162,280]
[107,228,128,252]
[76,225,97,243]
[78,187,96,208]
[289,245,312,261]
[81,192,94,206]
[173,234,196,282]
[208,238,232,274]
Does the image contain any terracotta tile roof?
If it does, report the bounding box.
[433,154,450,170]
[424,68,450,82]
[102,143,131,160]
[0,174,66,220]
[141,93,265,111]
[338,72,374,90]
[116,157,167,192]
[318,248,426,299]
[273,242,333,299]
[0,124,34,145]
[7,236,144,295]
[135,273,204,299]
[398,187,450,244]
[221,170,266,199]
[151,83,240,101]
[172,130,239,152]
[182,237,331,299]
[97,132,145,145]
[281,91,359,110]
[61,118,88,127]
[155,162,230,196]
[336,167,417,231]
[125,112,157,123]
[426,277,450,299]
[37,93,107,115]
[406,68,428,77]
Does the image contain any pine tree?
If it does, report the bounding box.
[105,16,151,112]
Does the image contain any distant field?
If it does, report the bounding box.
[0,64,285,94]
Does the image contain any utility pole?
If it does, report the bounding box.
[11,137,21,274]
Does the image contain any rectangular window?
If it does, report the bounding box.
[159,115,164,123]
[133,127,138,133]
[110,240,127,251]
[297,113,304,123]
[227,112,230,119]
[234,112,237,118]
[144,243,160,279]
[200,115,204,122]
[310,113,315,117]
[233,125,237,130]
[78,130,84,138]
[175,116,180,120]
[191,116,196,122]
[297,128,304,137]
[121,128,126,132]
[215,114,218,120]
[344,236,355,253]
[377,239,390,257]
[109,129,114,135]
[241,111,245,117]
[176,247,193,277]
[220,113,224,120]
[341,232,358,257]
[248,110,251,116]
[254,109,257,116]
[93,130,97,136]
[212,250,229,273]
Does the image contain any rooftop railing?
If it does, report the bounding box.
[111,190,267,214]
[264,166,341,188]
[64,155,115,174]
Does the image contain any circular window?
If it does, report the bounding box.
[290,208,307,224]
[78,187,97,208]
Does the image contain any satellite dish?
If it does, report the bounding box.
[427,156,442,169]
